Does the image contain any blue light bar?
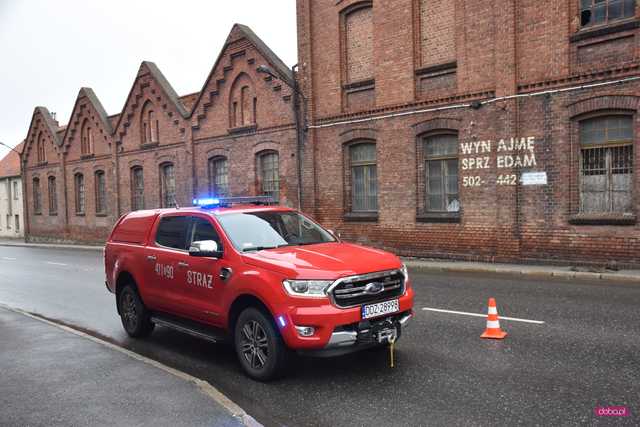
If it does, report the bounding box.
[277,315,286,328]
[193,198,221,207]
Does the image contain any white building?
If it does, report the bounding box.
[0,143,24,239]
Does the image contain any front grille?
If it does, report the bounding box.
[330,269,405,308]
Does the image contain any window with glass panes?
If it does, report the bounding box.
[260,152,279,201]
[160,163,176,208]
[424,134,460,212]
[75,174,85,214]
[580,0,636,27]
[95,171,106,214]
[208,157,229,197]
[131,167,144,211]
[48,176,57,215]
[579,115,634,214]
[350,143,378,212]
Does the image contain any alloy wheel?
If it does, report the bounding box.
[240,320,269,370]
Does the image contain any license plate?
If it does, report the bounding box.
[361,299,399,320]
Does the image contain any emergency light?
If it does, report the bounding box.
[192,196,275,208]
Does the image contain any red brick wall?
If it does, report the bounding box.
[298,0,640,266]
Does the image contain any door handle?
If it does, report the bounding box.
[177,261,189,268]
[146,255,157,262]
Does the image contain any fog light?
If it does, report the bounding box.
[295,325,315,337]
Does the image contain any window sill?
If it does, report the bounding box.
[37,162,48,167]
[228,124,257,134]
[49,213,58,217]
[570,19,639,43]
[569,213,636,226]
[34,213,42,216]
[96,213,108,217]
[141,142,160,150]
[80,154,95,160]
[343,79,375,91]
[75,213,85,217]
[417,212,461,223]
[344,212,378,222]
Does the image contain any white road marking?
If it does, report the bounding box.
[2,257,16,261]
[46,262,68,266]
[422,307,545,324]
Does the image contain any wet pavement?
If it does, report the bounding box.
[1,245,639,426]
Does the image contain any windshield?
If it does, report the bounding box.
[216,211,336,252]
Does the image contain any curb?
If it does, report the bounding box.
[403,260,640,284]
[0,242,104,251]
[0,303,261,427]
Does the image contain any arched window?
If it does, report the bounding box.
[259,152,279,201]
[343,2,374,84]
[579,115,634,214]
[36,132,46,164]
[131,167,145,211]
[48,176,57,215]
[208,157,229,197]
[160,163,176,208]
[349,143,377,212]
[141,101,159,144]
[33,178,42,215]
[229,73,256,128]
[95,170,106,215]
[75,173,85,214]
[423,133,459,213]
[81,118,94,155]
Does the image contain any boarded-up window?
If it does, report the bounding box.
[81,119,93,155]
[36,133,46,164]
[425,134,459,212]
[260,152,279,202]
[208,157,229,197]
[141,101,159,144]
[420,0,456,67]
[229,74,256,128]
[579,115,634,214]
[344,4,374,83]
[33,178,42,215]
[350,143,378,212]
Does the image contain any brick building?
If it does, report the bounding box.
[21,3,640,266]
[295,0,640,266]
[21,25,299,243]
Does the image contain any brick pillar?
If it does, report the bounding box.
[493,0,521,261]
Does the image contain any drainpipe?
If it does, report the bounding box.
[292,64,304,210]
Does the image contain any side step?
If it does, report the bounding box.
[150,313,227,344]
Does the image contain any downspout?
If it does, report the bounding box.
[21,158,29,242]
[292,64,304,210]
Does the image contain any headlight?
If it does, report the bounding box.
[283,280,332,298]
[401,263,409,282]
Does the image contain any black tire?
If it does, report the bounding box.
[118,284,154,338]
[234,307,288,381]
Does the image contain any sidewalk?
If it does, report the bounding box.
[0,238,103,251]
[403,258,640,284]
[0,306,259,427]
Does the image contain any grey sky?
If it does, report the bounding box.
[0,0,297,158]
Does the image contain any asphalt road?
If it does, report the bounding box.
[0,245,638,426]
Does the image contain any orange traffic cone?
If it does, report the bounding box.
[480,298,507,339]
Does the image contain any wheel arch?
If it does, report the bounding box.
[227,293,276,333]
[115,270,140,315]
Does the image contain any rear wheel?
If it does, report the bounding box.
[119,284,154,338]
[234,307,288,381]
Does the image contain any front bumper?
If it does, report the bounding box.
[278,286,414,353]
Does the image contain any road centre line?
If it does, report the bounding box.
[46,261,68,266]
[422,307,545,324]
[2,257,16,261]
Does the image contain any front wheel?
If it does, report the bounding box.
[118,284,154,338]
[234,308,288,381]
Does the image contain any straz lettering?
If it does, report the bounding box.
[187,270,214,289]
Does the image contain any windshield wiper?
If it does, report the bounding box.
[242,246,279,252]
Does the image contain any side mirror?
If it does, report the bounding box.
[189,240,223,258]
